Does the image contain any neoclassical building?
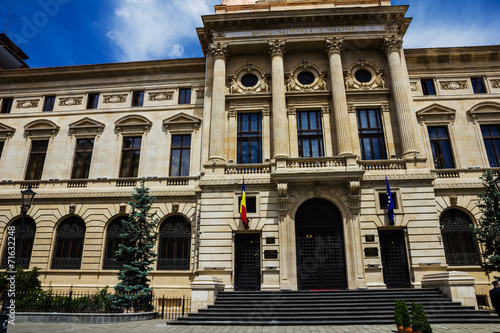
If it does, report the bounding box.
[0,0,499,306]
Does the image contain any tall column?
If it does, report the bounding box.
[325,38,353,156]
[382,36,420,158]
[208,43,229,162]
[269,40,289,159]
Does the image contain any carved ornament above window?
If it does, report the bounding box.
[24,119,60,139]
[68,117,105,137]
[0,122,15,140]
[114,114,152,135]
[345,57,385,90]
[228,61,269,95]
[286,59,327,92]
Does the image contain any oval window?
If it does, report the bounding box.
[355,69,372,83]
[241,74,259,88]
[297,71,315,85]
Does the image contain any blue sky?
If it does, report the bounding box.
[0,0,499,68]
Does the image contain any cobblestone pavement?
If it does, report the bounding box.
[6,320,500,333]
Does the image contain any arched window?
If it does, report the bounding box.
[440,209,481,266]
[51,217,86,270]
[103,217,126,270]
[1,217,36,269]
[158,216,191,270]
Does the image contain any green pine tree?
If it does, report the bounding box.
[111,179,159,311]
[474,170,500,279]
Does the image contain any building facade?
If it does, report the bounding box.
[0,0,499,303]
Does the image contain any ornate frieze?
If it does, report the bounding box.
[440,81,467,90]
[381,35,403,54]
[285,58,328,92]
[208,42,229,60]
[149,91,174,101]
[268,39,286,57]
[16,99,39,109]
[324,37,344,55]
[490,79,500,88]
[345,57,386,90]
[103,94,127,104]
[59,97,83,106]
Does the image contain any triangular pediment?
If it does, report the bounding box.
[24,119,60,138]
[114,114,152,134]
[68,117,105,137]
[0,122,16,139]
[415,104,456,125]
[163,113,201,133]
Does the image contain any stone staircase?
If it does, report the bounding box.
[172,288,498,325]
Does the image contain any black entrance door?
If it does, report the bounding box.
[234,234,261,291]
[379,229,411,288]
[295,199,347,290]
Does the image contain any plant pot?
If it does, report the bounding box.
[397,327,404,333]
[403,327,413,333]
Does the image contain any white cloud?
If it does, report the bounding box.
[106,0,220,62]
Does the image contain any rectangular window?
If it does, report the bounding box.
[170,135,191,176]
[379,192,398,209]
[297,111,324,157]
[357,109,387,160]
[178,88,191,104]
[0,141,4,159]
[87,93,99,109]
[25,140,49,180]
[428,126,455,169]
[238,113,262,164]
[43,96,56,111]
[421,79,436,95]
[1,98,13,114]
[132,91,144,107]
[71,138,94,179]
[481,124,500,167]
[239,196,257,214]
[471,78,486,94]
[120,137,141,178]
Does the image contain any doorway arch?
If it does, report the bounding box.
[295,198,347,290]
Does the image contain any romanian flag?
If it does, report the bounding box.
[386,176,395,226]
[240,179,249,229]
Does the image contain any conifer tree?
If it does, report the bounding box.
[474,170,500,278]
[111,179,159,311]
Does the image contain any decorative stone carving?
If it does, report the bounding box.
[490,79,500,88]
[149,91,174,101]
[321,105,330,114]
[268,39,286,57]
[68,117,105,137]
[381,103,390,113]
[208,42,229,60]
[24,119,60,138]
[211,30,225,38]
[440,81,467,90]
[313,184,321,196]
[119,203,127,213]
[410,82,417,91]
[163,113,201,132]
[347,104,356,113]
[196,90,204,99]
[466,101,500,124]
[416,104,456,126]
[16,99,39,109]
[262,106,271,116]
[59,97,83,106]
[228,61,269,95]
[227,107,237,118]
[348,180,361,214]
[172,202,179,212]
[324,37,344,55]
[69,204,76,214]
[0,123,16,140]
[103,94,127,104]
[285,58,328,92]
[276,182,288,213]
[449,195,458,206]
[287,106,296,116]
[381,35,403,54]
[115,115,152,134]
[345,57,386,90]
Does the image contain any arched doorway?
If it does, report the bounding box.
[295,198,347,290]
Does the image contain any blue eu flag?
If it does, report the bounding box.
[386,176,395,226]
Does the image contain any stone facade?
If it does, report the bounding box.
[0,0,498,306]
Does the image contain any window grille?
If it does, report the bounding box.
[103,217,126,270]
[51,217,86,270]
[1,217,36,269]
[157,216,191,270]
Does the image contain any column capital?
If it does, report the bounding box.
[287,106,296,116]
[262,105,271,116]
[324,37,344,55]
[381,35,403,54]
[268,39,286,57]
[208,42,230,60]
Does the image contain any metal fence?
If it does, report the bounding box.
[9,290,190,320]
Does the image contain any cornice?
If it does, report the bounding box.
[0,190,197,200]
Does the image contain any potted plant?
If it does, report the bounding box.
[411,302,433,333]
[394,300,405,333]
[401,300,412,332]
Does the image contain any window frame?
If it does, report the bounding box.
[178,88,191,105]
[297,110,324,158]
[169,134,191,177]
[51,217,86,270]
[157,215,192,271]
[25,140,49,180]
[102,216,126,270]
[421,79,436,96]
[356,108,387,160]
[43,96,56,111]
[87,93,99,109]
[471,77,486,94]
[1,98,13,114]
[132,91,144,107]
[71,138,94,179]
[1,217,36,269]
[119,136,142,178]
[427,126,456,169]
[237,113,262,164]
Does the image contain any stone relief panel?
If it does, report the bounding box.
[440,81,467,90]
[490,79,500,88]
[148,91,174,101]
[344,57,385,90]
[103,94,127,104]
[227,61,269,94]
[16,99,39,109]
[59,97,83,106]
[286,58,327,92]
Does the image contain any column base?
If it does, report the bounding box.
[422,271,478,309]
[190,276,225,312]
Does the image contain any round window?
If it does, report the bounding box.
[297,71,315,85]
[241,74,259,88]
[354,69,372,83]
